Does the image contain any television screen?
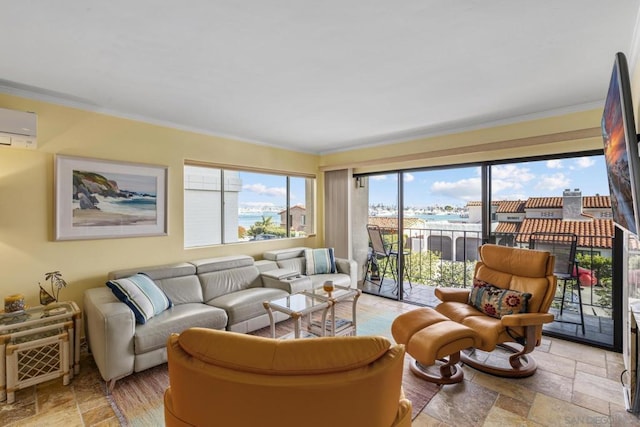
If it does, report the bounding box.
[602,52,640,236]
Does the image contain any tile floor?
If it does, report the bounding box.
[1,293,638,426]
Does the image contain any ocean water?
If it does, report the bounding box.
[375,213,468,223]
[73,194,157,217]
[237,212,467,229]
[238,212,281,228]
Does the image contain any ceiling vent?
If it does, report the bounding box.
[0,107,37,149]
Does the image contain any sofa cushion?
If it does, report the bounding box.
[106,273,172,324]
[177,328,392,374]
[468,279,531,319]
[262,247,306,261]
[154,275,204,305]
[134,303,228,354]
[199,265,263,301]
[309,273,352,289]
[109,262,202,305]
[109,262,196,280]
[305,248,337,275]
[192,255,255,274]
[207,288,288,326]
[277,257,306,274]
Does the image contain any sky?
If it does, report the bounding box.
[232,154,611,210]
[368,155,611,208]
[238,172,306,209]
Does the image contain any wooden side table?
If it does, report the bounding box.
[0,301,81,403]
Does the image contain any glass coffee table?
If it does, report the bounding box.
[263,286,361,339]
[306,285,361,337]
[263,293,332,339]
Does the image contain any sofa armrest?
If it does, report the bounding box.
[262,273,312,293]
[434,287,470,303]
[501,312,555,326]
[83,287,136,385]
[335,258,358,288]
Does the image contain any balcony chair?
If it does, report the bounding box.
[164,328,412,427]
[365,224,412,293]
[528,232,585,334]
[435,244,557,377]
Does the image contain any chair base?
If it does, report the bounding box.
[410,353,464,385]
[460,344,538,378]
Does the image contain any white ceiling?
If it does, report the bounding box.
[1,1,639,154]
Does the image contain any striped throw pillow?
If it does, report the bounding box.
[305,248,337,275]
[106,273,172,324]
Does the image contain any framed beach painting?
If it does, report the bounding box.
[55,155,168,240]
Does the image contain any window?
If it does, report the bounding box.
[184,165,314,247]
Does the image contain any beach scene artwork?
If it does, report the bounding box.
[55,155,167,240]
[72,169,158,227]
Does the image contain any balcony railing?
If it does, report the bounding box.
[374,226,613,319]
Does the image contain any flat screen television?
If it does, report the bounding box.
[602,52,640,236]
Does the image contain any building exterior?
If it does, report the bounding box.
[368,189,614,262]
[279,204,308,235]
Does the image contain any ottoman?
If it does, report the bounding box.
[392,307,479,384]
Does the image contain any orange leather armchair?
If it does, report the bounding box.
[435,244,557,377]
[165,328,412,427]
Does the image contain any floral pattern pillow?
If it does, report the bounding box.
[468,278,531,319]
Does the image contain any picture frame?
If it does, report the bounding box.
[55,155,168,240]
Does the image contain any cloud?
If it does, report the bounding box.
[489,164,536,198]
[370,175,388,181]
[242,201,276,208]
[404,173,415,182]
[491,164,535,182]
[242,183,286,197]
[546,159,563,169]
[427,164,538,202]
[431,177,481,201]
[572,157,596,169]
[534,173,570,191]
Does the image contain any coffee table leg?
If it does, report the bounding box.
[292,313,301,338]
[352,291,361,335]
[263,302,276,338]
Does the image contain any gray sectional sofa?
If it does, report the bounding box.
[261,247,357,289]
[83,249,356,390]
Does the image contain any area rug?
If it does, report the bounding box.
[107,309,439,424]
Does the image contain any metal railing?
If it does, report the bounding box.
[374,226,614,318]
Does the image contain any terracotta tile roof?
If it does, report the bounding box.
[496,200,526,213]
[469,196,610,210]
[495,222,520,233]
[583,196,611,209]
[515,218,614,248]
[524,197,562,209]
[367,217,427,230]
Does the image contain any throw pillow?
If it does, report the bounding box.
[305,248,337,275]
[106,273,172,324]
[468,278,531,319]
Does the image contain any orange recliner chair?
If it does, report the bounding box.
[164,328,412,427]
[435,244,557,377]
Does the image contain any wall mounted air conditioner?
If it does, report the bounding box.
[0,107,37,149]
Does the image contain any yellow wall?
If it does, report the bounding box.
[0,83,614,313]
[0,93,320,308]
[321,109,603,173]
